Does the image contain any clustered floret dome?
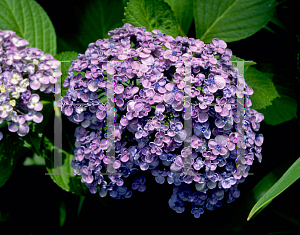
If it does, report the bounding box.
[0,30,60,140]
[61,23,264,218]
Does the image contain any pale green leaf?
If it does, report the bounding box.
[23,153,45,166]
[248,156,300,221]
[193,0,276,43]
[0,0,56,55]
[123,0,180,38]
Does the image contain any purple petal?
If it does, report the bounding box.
[198,112,208,123]
[155,175,165,184]
[174,91,184,101]
[39,76,49,84]
[156,104,165,113]
[34,102,43,111]
[208,84,218,93]
[88,81,98,92]
[33,112,43,123]
[219,147,228,155]
[30,80,40,90]
[215,105,222,113]
[220,107,230,116]
[63,106,73,116]
[208,140,217,149]
[163,92,174,104]
[17,123,29,136]
[165,83,174,91]
[8,122,18,132]
[215,75,226,89]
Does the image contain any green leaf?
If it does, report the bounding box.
[249,171,278,219]
[253,60,298,125]
[244,67,280,110]
[163,0,193,36]
[256,92,298,126]
[263,25,277,35]
[269,11,286,31]
[230,55,257,72]
[57,35,84,55]
[37,101,54,132]
[23,132,43,157]
[44,135,107,206]
[193,0,276,43]
[44,136,90,196]
[124,0,180,38]
[76,0,125,48]
[295,34,300,83]
[77,196,85,218]
[59,200,66,227]
[54,51,79,97]
[248,156,300,221]
[0,0,56,55]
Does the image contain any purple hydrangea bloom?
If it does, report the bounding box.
[0,29,60,140]
[8,115,29,136]
[151,168,168,184]
[60,23,265,219]
[131,175,146,192]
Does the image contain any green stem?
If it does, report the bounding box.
[77,196,85,219]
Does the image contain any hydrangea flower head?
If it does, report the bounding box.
[0,30,60,140]
[62,23,264,218]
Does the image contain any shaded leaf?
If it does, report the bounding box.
[44,134,107,206]
[0,0,56,55]
[57,35,84,55]
[263,25,277,35]
[248,156,300,221]
[256,92,297,126]
[272,209,300,228]
[59,200,66,227]
[0,134,29,187]
[193,0,276,43]
[44,135,90,196]
[163,0,193,36]
[123,0,180,38]
[76,0,125,48]
[254,62,298,125]
[23,132,43,157]
[269,11,286,31]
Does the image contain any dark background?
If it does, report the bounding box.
[1,0,300,234]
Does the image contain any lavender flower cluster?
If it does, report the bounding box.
[0,30,60,140]
[62,23,264,218]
